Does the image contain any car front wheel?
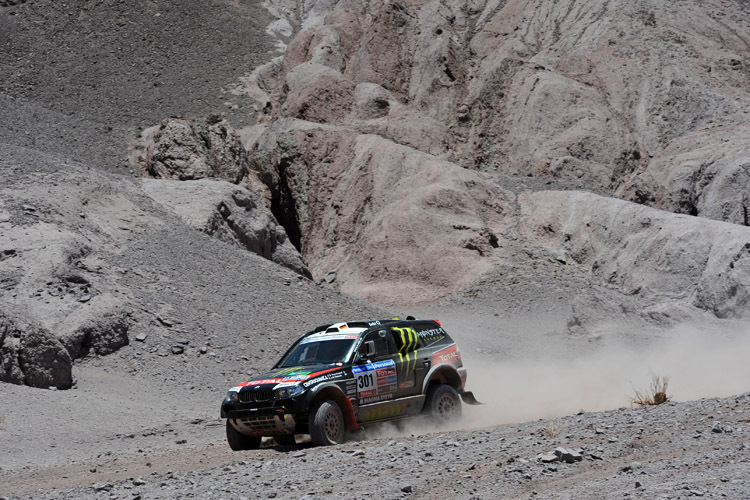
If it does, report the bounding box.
[226,420,262,451]
[425,384,462,424]
[309,400,345,446]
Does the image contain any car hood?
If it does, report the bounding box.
[232,364,344,390]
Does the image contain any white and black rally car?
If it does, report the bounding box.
[220,318,480,449]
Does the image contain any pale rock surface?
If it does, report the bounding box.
[141,178,310,277]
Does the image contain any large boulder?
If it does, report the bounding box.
[0,313,72,389]
[138,115,253,184]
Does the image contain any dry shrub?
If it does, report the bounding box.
[543,422,560,438]
[631,374,671,406]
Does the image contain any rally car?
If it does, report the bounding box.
[220,318,480,449]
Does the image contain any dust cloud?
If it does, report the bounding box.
[365,322,750,440]
[459,322,750,428]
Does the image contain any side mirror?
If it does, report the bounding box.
[355,341,376,364]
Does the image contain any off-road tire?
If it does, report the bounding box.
[226,420,261,451]
[274,434,297,446]
[425,384,462,425]
[309,400,345,446]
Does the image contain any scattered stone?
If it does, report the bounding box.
[690,490,705,497]
[546,465,558,472]
[351,450,365,457]
[325,270,337,284]
[635,481,643,489]
[712,422,724,433]
[200,346,208,354]
[292,451,306,458]
[133,478,146,486]
[608,436,619,442]
[176,338,189,345]
[537,453,559,463]
[176,439,187,444]
[401,485,413,493]
[78,294,91,303]
[554,447,583,463]
[595,428,605,434]
[134,333,148,342]
[554,250,567,264]
[171,345,184,355]
[157,316,173,327]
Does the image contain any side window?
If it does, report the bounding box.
[391,326,419,354]
[360,330,391,358]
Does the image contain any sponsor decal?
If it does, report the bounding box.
[248,378,285,385]
[417,327,446,344]
[301,333,358,344]
[302,370,347,388]
[361,403,406,421]
[273,367,312,377]
[361,393,394,404]
[368,320,381,327]
[345,380,357,397]
[393,327,419,376]
[399,380,414,389]
[431,343,461,365]
[352,359,397,398]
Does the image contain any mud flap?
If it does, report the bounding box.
[461,391,483,405]
[341,396,359,430]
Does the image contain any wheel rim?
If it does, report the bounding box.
[324,408,342,440]
[436,393,457,421]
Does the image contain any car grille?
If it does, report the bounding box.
[239,388,274,403]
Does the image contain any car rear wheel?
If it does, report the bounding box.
[226,420,262,451]
[425,384,462,424]
[309,400,345,446]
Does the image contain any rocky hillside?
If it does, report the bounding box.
[138,0,750,329]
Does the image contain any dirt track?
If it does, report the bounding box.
[3,390,748,499]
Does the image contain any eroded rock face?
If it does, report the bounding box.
[244,0,750,223]
[248,120,513,306]
[1,313,72,389]
[518,191,750,330]
[141,178,310,277]
[619,125,750,226]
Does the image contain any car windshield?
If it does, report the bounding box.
[278,338,358,367]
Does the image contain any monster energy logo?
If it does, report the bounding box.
[393,327,418,375]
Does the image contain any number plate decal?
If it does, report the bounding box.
[352,359,397,397]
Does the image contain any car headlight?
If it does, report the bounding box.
[275,384,305,399]
[226,388,240,402]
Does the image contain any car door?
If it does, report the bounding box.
[352,329,398,405]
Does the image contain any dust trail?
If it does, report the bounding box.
[365,322,750,439]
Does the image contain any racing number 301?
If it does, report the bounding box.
[357,372,374,389]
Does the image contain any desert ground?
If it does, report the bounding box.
[1,1,750,498]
